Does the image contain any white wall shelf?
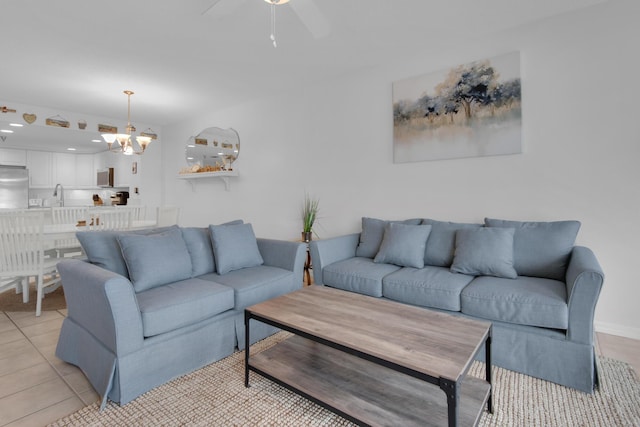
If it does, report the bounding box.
[176,170,238,191]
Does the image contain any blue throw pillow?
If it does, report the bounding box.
[422,219,483,267]
[209,223,264,275]
[356,217,422,258]
[451,227,518,279]
[181,227,216,277]
[181,220,243,277]
[484,218,581,280]
[373,223,432,268]
[118,226,193,292]
[77,225,177,277]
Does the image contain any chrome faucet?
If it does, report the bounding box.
[53,183,64,207]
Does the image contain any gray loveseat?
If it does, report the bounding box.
[56,222,305,408]
[310,217,604,393]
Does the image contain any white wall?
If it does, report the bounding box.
[160,0,640,338]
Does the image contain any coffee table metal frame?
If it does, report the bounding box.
[244,288,492,427]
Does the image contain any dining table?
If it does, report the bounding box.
[43,220,157,241]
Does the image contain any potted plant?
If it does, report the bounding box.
[301,193,319,242]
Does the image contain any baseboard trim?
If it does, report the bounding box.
[595,321,640,340]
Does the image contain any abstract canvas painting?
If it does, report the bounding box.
[393,52,522,163]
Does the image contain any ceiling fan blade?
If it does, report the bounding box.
[288,0,331,39]
[202,0,249,16]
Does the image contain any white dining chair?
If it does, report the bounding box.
[0,277,28,303]
[51,206,87,258]
[156,206,180,227]
[0,210,61,316]
[88,208,132,231]
[115,205,146,221]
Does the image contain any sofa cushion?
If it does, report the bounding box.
[355,217,421,258]
[484,218,580,280]
[198,265,296,309]
[322,257,401,297]
[460,276,568,329]
[421,219,482,267]
[451,227,517,279]
[382,266,474,311]
[135,278,234,337]
[374,223,432,268]
[209,223,264,275]
[182,220,243,276]
[77,225,176,277]
[118,226,193,292]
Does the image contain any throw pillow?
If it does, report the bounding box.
[373,223,432,268]
[118,226,193,292]
[209,223,264,275]
[181,220,243,276]
[451,227,518,279]
[77,225,176,277]
[421,219,483,267]
[484,218,581,280]
[356,217,422,258]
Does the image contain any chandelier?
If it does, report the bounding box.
[101,90,155,155]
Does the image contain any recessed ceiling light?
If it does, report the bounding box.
[67,148,77,151]
[92,139,102,143]
[1,129,13,133]
[9,123,23,127]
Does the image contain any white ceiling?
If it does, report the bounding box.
[0,0,606,153]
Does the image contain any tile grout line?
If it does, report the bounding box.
[1,309,91,420]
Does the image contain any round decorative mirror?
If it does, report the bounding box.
[185,127,240,171]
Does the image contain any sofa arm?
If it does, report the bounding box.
[309,233,360,285]
[57,259,144,356]
[257,238,306,277]
[565,246,604,344]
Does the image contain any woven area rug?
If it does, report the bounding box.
[0,284,66,312]
[50,332,640,427]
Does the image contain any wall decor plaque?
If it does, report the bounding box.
[140,128,158,140]
[46,115,70,128]
[23,113,37,124]
[98,124,117,133]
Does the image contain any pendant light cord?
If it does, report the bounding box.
[270,3,277,48]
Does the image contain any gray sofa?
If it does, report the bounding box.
[310,217,604,393]
[55,223,305,409]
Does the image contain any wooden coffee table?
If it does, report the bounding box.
[244,285,492,427]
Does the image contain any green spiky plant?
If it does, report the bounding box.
[302,193,319,238]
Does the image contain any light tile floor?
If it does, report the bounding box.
[0,309,638,426]
[0,310,97,427]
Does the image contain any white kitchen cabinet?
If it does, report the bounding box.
[52,153,95,187]
[0,148,27,166]
[75,154,95,187]
[26,151,53,188]
[53,153,76,186]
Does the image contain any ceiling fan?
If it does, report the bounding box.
[202,0,331,46]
